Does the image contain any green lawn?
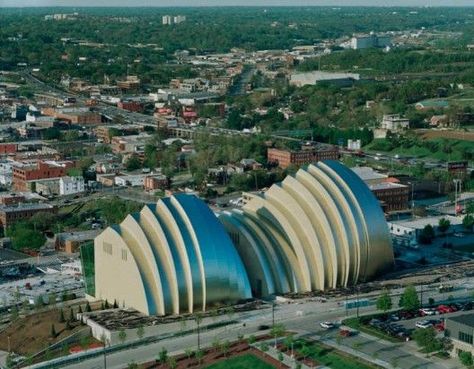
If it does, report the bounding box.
[204,354,275,369]
[295,340,381,369]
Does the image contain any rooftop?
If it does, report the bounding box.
[448,313,474,327]
[389,215,462,229]
[0,203,55,213]
[369,182,408,191]
[351,167,388,182]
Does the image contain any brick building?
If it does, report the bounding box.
[352,167,410,213]
[0,203,57,228]
[117,100,144,113]
[267,146,339,169]
[0,194,25,206]
[369,182,410,212]
[144,175,169,192]
[12,160,75,191]
[42,107,101,125]
[0,143,17,155]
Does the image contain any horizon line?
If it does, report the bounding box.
[2,4,474,8]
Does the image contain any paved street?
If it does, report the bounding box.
[52,282,474,369]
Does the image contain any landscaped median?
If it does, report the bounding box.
[251,336,384,369]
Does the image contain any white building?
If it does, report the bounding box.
[115,174,146,187]
[380,114,410,132]
[388,215,463,245]
[347,139,362,151]
[290,71,360,87]
[162,15,172,25]
[351,33,392,50]
[59,176,85,196]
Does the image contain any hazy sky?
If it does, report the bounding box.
[2,0,474,6]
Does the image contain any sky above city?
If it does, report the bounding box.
[2,0,474,6]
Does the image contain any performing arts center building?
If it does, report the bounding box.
[82,161,394,316]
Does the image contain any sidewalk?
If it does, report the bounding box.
[311,331,460,369]
[251,342,329,369]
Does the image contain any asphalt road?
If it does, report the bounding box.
[57,281,474,369]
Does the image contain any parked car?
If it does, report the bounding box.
[433,320,445,332]
[339,326,357,337]
[419,308,437,316]
[415,320,433,329]
[437,305,455,314]
[320,321,335,329]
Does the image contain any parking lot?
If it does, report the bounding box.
[363,300,474,341]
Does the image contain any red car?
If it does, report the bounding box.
[434,321,445,332]
[437,305,455,314]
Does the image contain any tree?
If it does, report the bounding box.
[127,362,139,369]
[195,349,204,365]
[69,307,75,322]
[438,218,451,234]
[459,351,473,367]
[194,312,203,350]
[212,337,221,353]
[137,325,145,340]
[118,329,127,345]
[184,348,194,361]
[168,357,178,369]
[278,352,284,367]
[6,224,45,251]
[418,224,435,244]
[10,305,19,321]
[35,295,44,309]
[413,328,439,352]
[376,289,393,313]
[270,323,285,348]
[125,155,142,171]
[50,324,57,338]
[221,340,230,357]
[113,299,119,309]
[158,347,168,365]
[463,214,474,232]
[399,285,420,311]
[59,309,65,323]
[225,306,235,321]
[80,336,91,351]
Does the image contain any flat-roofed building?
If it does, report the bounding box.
[267,145,339,169]
[369,182,410,212]
[42,107,101,125]
[446,313,474,357]
[290,71,360,87]
[0,203,57,228]
[12,160,75,191]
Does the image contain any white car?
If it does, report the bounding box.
[320,321,335,329]
[416,320,433,329]
[420,308,437,316]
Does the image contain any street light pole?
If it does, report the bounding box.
[103,341,107,369]
[419,284,423,308]
[356,287,360,319]
[272,301,275,327]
